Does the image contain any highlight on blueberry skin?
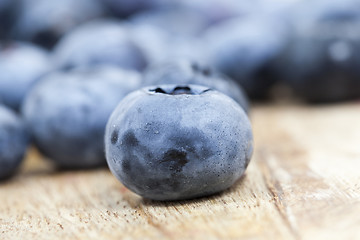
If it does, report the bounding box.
[143,59,250,113]
[22,66,142,169]
[105,84,253,201]
[0,104,29,180]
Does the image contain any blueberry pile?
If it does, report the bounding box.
[0,0,359,200]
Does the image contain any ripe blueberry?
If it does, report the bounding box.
[105,84,253,201]
[275,0,360,102]
[53,20,147,71]
[0,104,29,180]
[203,16,289,99]
[12,0,105,48]
[100,0,169,18]
[143,60,249,112]
[0,42,50,111]
[22,66,142,169]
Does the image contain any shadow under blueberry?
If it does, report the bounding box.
[9,146,108,180]
[140,174,248,207]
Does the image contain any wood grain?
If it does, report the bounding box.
[1,103,360,240]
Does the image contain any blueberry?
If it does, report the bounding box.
[22,66,142,169]
[129,24,172,64]
[105,84,253,201]
[12,0,105,49]
[130,6,210,37]
[0,0,18,40]
[100,0,166,18]
[203,16,289,99]
[0,42,51,111]
[0,104,29,180]
[143,60,249,113]
[275,0,360,102]
[180,0,255,26]
[53,19,147,71]
[130,24,204,65]
[163,38,207,65]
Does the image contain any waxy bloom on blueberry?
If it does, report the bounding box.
[105,84,253,201]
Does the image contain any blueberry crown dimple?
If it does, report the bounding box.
[149,86,211,95]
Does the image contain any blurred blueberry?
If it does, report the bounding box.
[105,84,253,200]
[130,6,210,37]
[180,0,256,26]
[0,104,29,180]
[22,66,142,169]
[255,0,301,19]
[275,0,360,102]
[130,24,171,64]
[164,38,207,65]
[0,0,12,12]
[203,16,289,99]
[143,59,249,112]
[100,0,174,18]
[0,42,51,111]
[0,0,18,40]
[130,24,206,65]
[53,19,147,71]
[12,0,105,48]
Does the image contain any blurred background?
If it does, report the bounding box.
[1,0,360,104]
[1,0,360,175]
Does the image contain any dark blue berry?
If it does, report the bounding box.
[22,66,142,169]
[53,20,147,71]
[105,84,253,201]
[0,42,51,111]
[0,104,29,180]
[12,0,105,48]
[143,60,249,112]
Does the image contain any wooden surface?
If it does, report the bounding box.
[1,103,360,240]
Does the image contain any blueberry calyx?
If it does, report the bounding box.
[172,86,193,95]
[149,86,211,95]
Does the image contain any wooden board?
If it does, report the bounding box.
[1,103,360,240]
